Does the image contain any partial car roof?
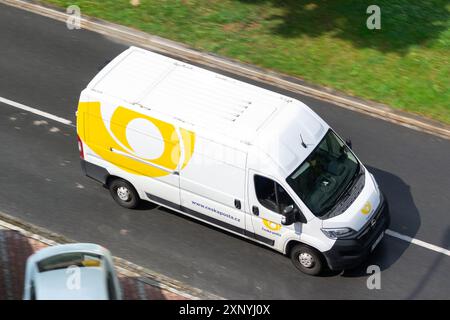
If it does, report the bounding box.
[34,267,109,300]
[28,243,108,264]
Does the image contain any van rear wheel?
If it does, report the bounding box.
[109,178,140,209]
[290,244,323,276]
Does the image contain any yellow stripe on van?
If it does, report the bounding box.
[77,101,195,177]
[180,128,196,170]
[110,106,181,170]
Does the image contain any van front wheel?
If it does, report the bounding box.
[109,178,140,209]
[290,244,323,276]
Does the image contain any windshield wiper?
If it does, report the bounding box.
[339,164,363,199]
[321,164,363,217]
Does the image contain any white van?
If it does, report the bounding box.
[76,47,390,275]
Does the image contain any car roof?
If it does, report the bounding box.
[34,267,109,300]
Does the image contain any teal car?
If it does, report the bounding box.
[23,243,122,300]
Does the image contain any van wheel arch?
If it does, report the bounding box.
[285,240,322,256]
[105,175,120,188]
[284,240,302,256]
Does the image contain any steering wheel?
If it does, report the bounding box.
[317,174,337,193]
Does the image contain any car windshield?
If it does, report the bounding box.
[37,252,103,273]
[286,129,359,217]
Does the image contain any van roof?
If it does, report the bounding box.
[86,47,295,144]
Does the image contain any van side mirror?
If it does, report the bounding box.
[281,205,307,225]
[281,205,296,226]
[297,211,308,224]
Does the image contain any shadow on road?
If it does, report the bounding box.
[135,201,159,211]
[342,165,421,277]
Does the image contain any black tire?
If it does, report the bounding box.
[290,244,324,276]
[109,178,140,209]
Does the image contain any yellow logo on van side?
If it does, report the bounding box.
[262,219,282,231]
[361,201,372,215]
[77,102,195,177]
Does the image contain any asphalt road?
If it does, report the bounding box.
[1,4,449,299]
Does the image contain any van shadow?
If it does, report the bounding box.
[237,0,449,54]
[156,205,279,252]
[135,201,159,211]
[0,229,35,300]
[341,165,421,277]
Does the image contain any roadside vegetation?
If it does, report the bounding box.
[45,0,450,124]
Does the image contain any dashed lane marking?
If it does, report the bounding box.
[0,96,73,126]
[386,229,450,257]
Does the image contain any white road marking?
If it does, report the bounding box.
[386,229,450,256]
[0,96,73,126]
[1,96,450,258]
[33,120,48,126]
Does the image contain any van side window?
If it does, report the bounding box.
[276,183,297,213]
[254,175,297,214]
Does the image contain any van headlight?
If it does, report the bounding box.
[321,227,356,239]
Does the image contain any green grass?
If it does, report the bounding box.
[45,0,450,123]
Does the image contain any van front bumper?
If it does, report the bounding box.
[322,197,390,271]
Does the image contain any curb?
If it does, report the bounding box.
[0,210,223,300]
[1,0,449,140]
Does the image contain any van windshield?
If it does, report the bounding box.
[286,130,359,217]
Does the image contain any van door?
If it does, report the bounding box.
[247,170,299,248]
[179,143,247,235]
